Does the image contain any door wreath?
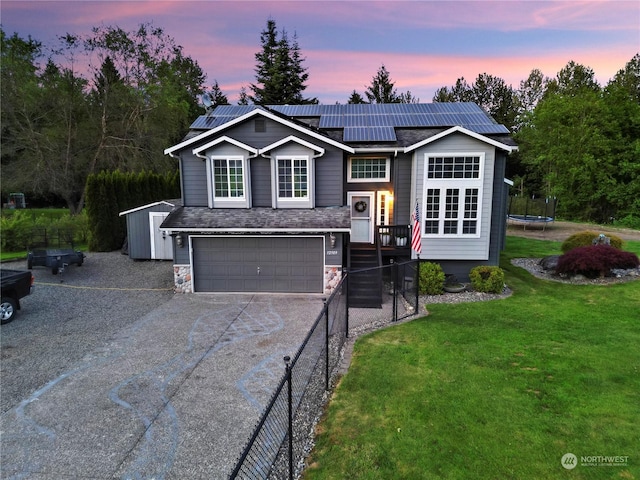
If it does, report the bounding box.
[354,201,367,212]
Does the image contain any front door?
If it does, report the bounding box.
[348,192,375,243]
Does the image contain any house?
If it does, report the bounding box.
[160,103,517,298]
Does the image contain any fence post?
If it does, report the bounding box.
[392,261,398,322]
[415,259,420,311]
[344,271,349,338]
[284,355,293,480]
[323,298,329,390]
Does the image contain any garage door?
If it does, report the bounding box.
[192,236,324,293]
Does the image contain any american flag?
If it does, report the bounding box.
[411,200,422,255]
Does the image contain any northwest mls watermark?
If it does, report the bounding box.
[561,453,630,469]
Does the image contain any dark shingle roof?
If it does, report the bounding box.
[161,206,351,232]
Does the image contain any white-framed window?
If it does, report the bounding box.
[278,157,308,199]
[213,157,244,198]
[376,191,392,226]
[348,157,390,182]
[208,155,249,208]
[422,153,483,237]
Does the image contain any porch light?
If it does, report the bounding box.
[176,234,184,248]
[329,233,336,248]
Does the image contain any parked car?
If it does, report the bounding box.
[1,269,34,324]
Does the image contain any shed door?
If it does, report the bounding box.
[192,236,323,293]
[149,212,173,260]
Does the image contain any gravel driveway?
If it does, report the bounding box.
[1,252,175,414]
[1,252,325,479]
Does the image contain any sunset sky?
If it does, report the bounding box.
[2,1,638,104]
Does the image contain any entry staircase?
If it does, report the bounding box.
[348,242,383,308]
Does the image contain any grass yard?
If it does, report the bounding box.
[304,237,640,479]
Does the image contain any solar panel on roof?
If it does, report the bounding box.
[189,102,510,137]
[319,115,343,128]
[343,126,396,142]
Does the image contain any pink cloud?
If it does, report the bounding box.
[305,44,637,104]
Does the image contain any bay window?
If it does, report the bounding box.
[422,154,483,237]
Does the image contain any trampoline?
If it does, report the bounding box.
[507,196,557,231]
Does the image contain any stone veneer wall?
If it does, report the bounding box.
[173,265,192,293]
[324,266,342,295]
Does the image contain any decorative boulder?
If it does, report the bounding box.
[539,255,561,272]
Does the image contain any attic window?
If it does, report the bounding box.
[255,118,266,133]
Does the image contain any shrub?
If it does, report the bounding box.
[0,210,89,252]
[0,210,34,252]
[556,245,639,278]
[614,215,640,230]
[561,230,623,253]
[418,262,445,295]
[469,266,505,293]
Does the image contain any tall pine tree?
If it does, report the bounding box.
[250,19,316,105]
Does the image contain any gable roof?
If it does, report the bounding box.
[192,136,258,158]
[404,126,516,153]
[119,200,178,217]
[171,103,516,154]
[165,107,354,156]
[260,135,325,157]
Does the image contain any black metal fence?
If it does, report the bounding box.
[229,259,421,479]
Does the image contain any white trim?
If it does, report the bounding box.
[192,135,258,158]
[162,227,351,234]
[165,108,354,156]
[208,155,249,208]
[119,200,175,217]
[273,155,313,209]
[376,191,393,226]
[404,126,516,153]
[348,191,376,243]
[149,212,172,260]
[421,152,484,239]
[347,156,391,183]
[261,135,325,157]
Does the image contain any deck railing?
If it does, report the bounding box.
[376,225,411,248]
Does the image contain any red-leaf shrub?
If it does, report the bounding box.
[556,245,639,278]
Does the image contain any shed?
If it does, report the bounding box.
[119,200,178,260]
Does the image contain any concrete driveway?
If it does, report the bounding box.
[1,292,325,479]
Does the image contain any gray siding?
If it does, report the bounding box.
[179,117,346,209]
[180,153,208,206]
[174,236,191,264]
[250,157,272,207]
[394,152,413,225]
[125,203,174,260]
[315,147,344,207]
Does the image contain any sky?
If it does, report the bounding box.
[2,0,639,104]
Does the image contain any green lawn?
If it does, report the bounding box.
[304,236,640,479]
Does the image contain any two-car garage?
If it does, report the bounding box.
[191,236,325,293]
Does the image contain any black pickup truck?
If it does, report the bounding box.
[1,269,34,324]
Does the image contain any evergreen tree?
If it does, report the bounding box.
[209,80,229,106]
[364,65,399,103]
[237,86,250,105]
[347,90,366,104]
[250,19,316,104]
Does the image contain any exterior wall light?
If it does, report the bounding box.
[329,233,336,248]
[176,234,184,248]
